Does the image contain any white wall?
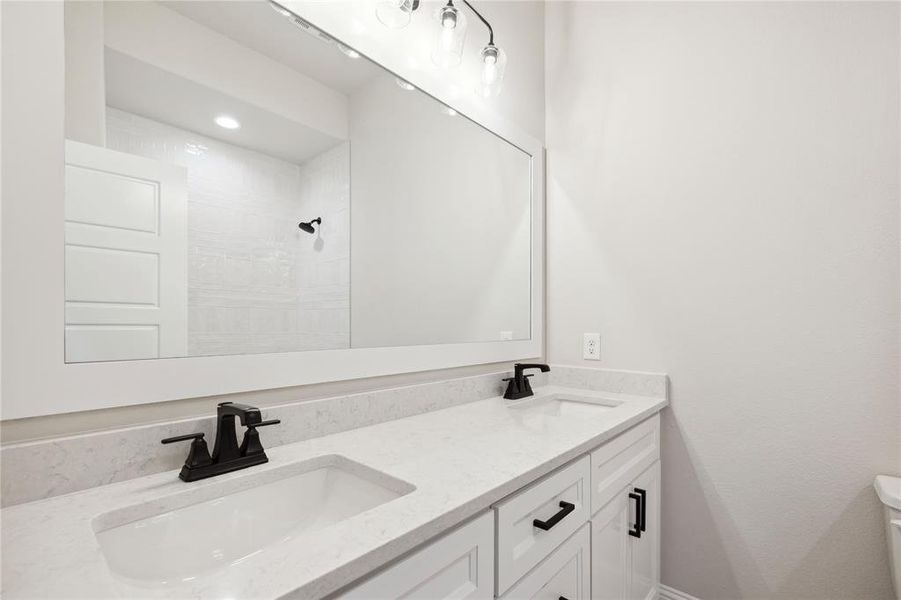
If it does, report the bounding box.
[349,74,531,347]
[546,2,900,598]
[105,108,350,357]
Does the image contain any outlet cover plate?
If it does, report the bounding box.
[583,333,600,360]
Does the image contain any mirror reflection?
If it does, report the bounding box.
[63,0,531,362]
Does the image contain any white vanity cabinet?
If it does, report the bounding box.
[340,415,661,600]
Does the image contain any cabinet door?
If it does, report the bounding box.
[339,511,494,600]
[629,461,660,600]
[590,487,631,600]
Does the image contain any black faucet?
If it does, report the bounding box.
[161,402,280,482]
[503,363,551,400]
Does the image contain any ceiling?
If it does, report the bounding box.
[160,0,382,95]
[105,48,345,165]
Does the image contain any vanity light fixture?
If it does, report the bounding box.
[214,115,240,130]
[431,1,467,68]
[462,0,506,97]
[377,0,507,96]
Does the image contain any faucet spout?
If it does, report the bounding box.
[503,363,550,400]
[161,402,280,482]
[212,402,262,463]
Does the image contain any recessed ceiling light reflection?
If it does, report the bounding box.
[441,106,458,117]
[214,115,241,130]
[395,78,415,91]
[269,2,291,17]
[337,43,360,59]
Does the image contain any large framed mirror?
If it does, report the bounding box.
[2,0,543,418]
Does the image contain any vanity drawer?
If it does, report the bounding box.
[500,523,590,600]
[339,511,494,600]
[495,456,591,594]
[590,415,659,516]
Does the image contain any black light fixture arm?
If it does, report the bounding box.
[461,0,494,45]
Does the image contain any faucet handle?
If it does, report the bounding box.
[241,419,280,457]
[161,432,205,444]
[161,432,213,469]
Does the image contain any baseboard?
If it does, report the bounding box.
[659,584,702,600]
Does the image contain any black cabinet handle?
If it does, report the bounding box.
[559,597,570,600]
[635,487,647,532]
[628,492,642,538]
[533,501,575,531]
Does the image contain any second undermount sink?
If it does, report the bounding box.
[509,394,622,418]
[93,454,414,585]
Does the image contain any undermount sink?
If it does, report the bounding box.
[509,394,622,418]
[93,454,414,585]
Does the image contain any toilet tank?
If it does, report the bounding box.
[875,475,901,598]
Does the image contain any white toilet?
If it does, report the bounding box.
[875,475,901,597]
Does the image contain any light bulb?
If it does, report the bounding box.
[431,2,466,68]
[477,44,506,97]
[482,45,499,66]
[440,5,457,28]
[483,63,498,84]
[441,28,455,51]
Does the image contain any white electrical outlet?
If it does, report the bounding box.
[583,333,601,360]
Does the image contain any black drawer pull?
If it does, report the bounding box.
[559,597,570,600]
[533,501,575,531]
[628,492,642,538]
[635,487,647,532]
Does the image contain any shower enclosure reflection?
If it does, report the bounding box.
[63,0,532,363]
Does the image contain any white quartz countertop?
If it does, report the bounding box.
[1,386,667,599]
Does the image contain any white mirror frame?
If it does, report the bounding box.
[0,1,544,420]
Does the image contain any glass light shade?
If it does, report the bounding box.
[476,44,507,98]
[431,3,467,68]
[376,0,416,29]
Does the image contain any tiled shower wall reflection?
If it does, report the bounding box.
[106,108,350,356]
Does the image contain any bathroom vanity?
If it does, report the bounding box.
[344,410,660,600]
[0,386,665,599]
